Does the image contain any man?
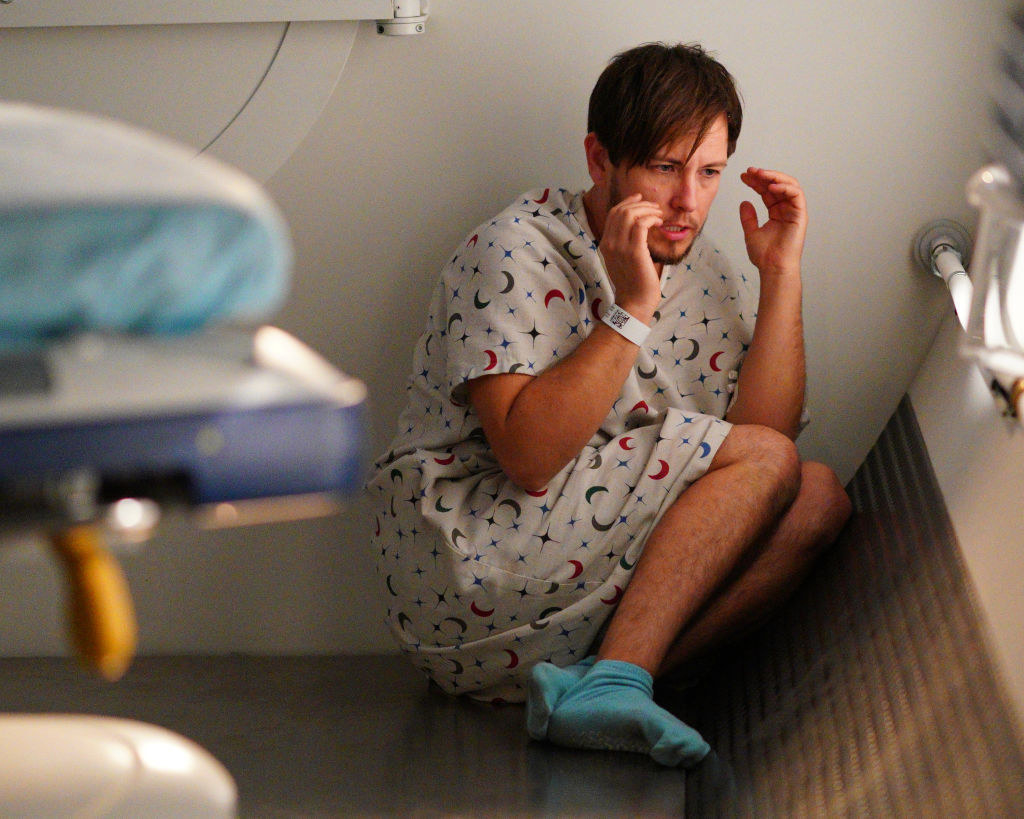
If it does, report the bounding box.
[368,42,851,767]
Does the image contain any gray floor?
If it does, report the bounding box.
[0,654,695,817]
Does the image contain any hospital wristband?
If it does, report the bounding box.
[601,303,651,346]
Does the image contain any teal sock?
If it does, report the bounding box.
[525,656,596,740]
[542,659,710,767]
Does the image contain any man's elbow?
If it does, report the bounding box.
[492,448,558,494]
[502,462,553,494]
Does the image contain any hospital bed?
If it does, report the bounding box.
[0,102,366,816]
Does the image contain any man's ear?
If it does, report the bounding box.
[584,132,610,185]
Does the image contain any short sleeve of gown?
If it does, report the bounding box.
[440,196,590,405]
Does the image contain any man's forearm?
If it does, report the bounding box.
[468,321,643,491]
[725,272,805,438]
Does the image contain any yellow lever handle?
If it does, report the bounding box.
[50,524,138,681]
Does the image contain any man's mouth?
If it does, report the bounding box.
[658,224,692,241]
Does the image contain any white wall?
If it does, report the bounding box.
[0,0,1011,655]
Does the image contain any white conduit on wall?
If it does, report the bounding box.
[914,218,974,335]
[933,246,973,330]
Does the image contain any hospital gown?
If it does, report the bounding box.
[367,188,757,702]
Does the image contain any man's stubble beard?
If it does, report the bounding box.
[607,176,702,268]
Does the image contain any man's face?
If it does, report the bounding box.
[606,114,730,266]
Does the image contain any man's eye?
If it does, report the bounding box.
[652,164,675,173]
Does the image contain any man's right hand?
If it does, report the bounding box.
[596,193,662,322]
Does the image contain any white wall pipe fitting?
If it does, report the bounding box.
[933,246,973,329]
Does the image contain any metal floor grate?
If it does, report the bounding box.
[681,395,1024,816]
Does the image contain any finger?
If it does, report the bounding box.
[608,197,663,221]
[738,200,760,237]
[742,166,800,187]
[741,181,805,222]
[607,192,654,212]
[608,192,645,209]
[742,168,804,204]
[628,213,664,247]
[604,200,663,242]
[605,211,663,243]
[739,174,776,206]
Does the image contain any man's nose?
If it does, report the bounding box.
[670,177,698,212]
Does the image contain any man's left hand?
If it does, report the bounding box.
[738,167,807,278]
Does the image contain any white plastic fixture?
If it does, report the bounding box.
[0,2,429,180]
[0,1,415,28]
[965,164,1024,377]
[0,715,236,817]
[914,210,1024,420]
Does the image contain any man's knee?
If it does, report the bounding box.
[712,424,802,500]
[798,461,853,542]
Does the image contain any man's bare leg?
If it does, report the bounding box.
[529,424,816,765]
[596,424,804,672]
[658,460,851,675]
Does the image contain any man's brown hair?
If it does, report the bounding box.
[587,42,743,168]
